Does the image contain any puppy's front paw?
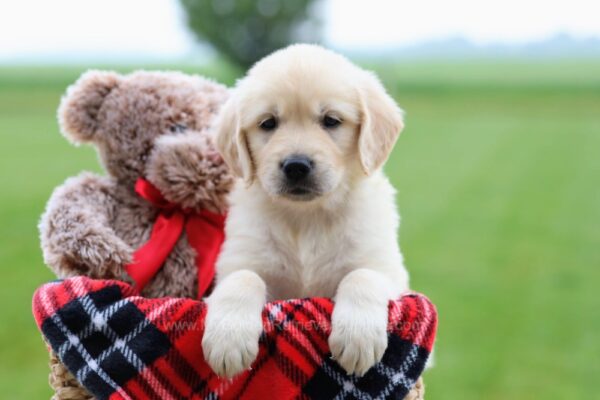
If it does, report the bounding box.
[328,304,388,376]
[202,314,262,378]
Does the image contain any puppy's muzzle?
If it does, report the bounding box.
[279,155,319,199]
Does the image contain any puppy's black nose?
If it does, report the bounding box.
[282,155,313,182]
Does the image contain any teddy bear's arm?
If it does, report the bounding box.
[39,172,133,279]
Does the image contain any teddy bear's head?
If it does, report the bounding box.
[58,70,229,186]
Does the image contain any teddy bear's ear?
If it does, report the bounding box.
[58,70,121,144]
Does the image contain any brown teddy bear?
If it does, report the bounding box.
[39,70,233,399]
[40,70,232,296]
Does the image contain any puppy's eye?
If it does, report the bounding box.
[259,117,278,131]
[322,115,342,129]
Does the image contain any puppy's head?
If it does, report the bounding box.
[216,44,404,203]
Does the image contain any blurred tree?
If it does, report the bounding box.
[180,0,322,68]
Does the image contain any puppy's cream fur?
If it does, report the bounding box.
[203,44,409,378]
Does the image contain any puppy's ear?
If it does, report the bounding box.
[215,96,254,183]
[357,73,404,175]
[58,70,121,144]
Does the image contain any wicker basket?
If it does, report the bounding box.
[405,377,425,400]
[49,349,93,400]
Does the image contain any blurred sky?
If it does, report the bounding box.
[0,0,599,61]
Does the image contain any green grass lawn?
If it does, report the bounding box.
[0,60,599,399]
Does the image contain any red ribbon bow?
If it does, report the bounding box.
[124,178,226,298]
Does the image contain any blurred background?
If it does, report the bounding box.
[1,0,599,398]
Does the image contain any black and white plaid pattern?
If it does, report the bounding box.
[39,282,171,399]
[303,335,429,400]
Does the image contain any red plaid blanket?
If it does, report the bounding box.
[32,277,437,400]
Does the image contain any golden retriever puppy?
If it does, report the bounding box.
[202,44,409,378]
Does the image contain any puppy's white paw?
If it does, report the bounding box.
[328,304,388,376]
[202,314,262,378]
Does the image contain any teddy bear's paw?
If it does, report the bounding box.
[202,313,262,379]
[68,229,133,278]
[328,303,389,376]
